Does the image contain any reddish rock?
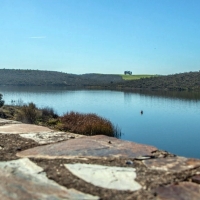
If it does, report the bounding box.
[192,175,200,184]
[0,158,99,200]
[143,157,200,172]
[154,182,200,200]
[17,135,157,159]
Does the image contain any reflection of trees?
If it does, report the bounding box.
[133,90,200,102]
[0,85,79,94]
[124,92,133,104]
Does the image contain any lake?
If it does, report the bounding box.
[1,86,200,158]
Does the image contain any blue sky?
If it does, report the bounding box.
[0,0,200,75]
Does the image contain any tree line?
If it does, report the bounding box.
[0,69,199,91]
[0,69,123,86]
[110,71,200,91]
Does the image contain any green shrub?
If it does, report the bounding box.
[0,94,4,107]
[40,106,58,120]
[0,110,6,118]
[60,111,121,138]
[16,102,38,124]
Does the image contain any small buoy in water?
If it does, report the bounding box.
[141,110,143,115]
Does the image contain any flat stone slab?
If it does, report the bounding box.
[0,158,99,200]
[154,182,200,200]
[17,135,157,159]
[192,175,200,184]
[0,118,22,125]
[0,123,51,134]
[20,131,85,144]
[143,157,200,172]
[65,163,142,191]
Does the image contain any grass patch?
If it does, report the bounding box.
[121,74,158,80]
[59,111,121,138]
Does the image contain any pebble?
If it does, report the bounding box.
[16,147,22,151]
[126,160,133,165]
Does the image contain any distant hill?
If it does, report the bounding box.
[111,71,200,91]
[0,69,124,86]
[0,69,199,91]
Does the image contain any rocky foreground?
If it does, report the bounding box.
[0,118,200,200]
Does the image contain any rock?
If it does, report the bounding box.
[1,118,200,199]
[0,158,99,200]
[192,175,200,184]
[143,157,200,172]
[151,150,176,158]
[16,147,22,151]
[0,124,51,134]
[20,131,84,144]
[0,118,22,125]
[154,182,200,200]
[126,160,134,165]
[65,163,142,191]
[17,135,157,159]
[135,155,152,160]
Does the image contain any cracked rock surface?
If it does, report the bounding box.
[0,158,99,200]
[65,163,142,191]
[0,118,200,200]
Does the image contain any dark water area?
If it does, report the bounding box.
[0,86,200,158]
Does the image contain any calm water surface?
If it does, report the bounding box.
[1,86,200,158]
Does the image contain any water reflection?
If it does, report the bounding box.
[0,86,200,158]
[1,86,200,101]
[135,90,200,102]
[124,92,133,104]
